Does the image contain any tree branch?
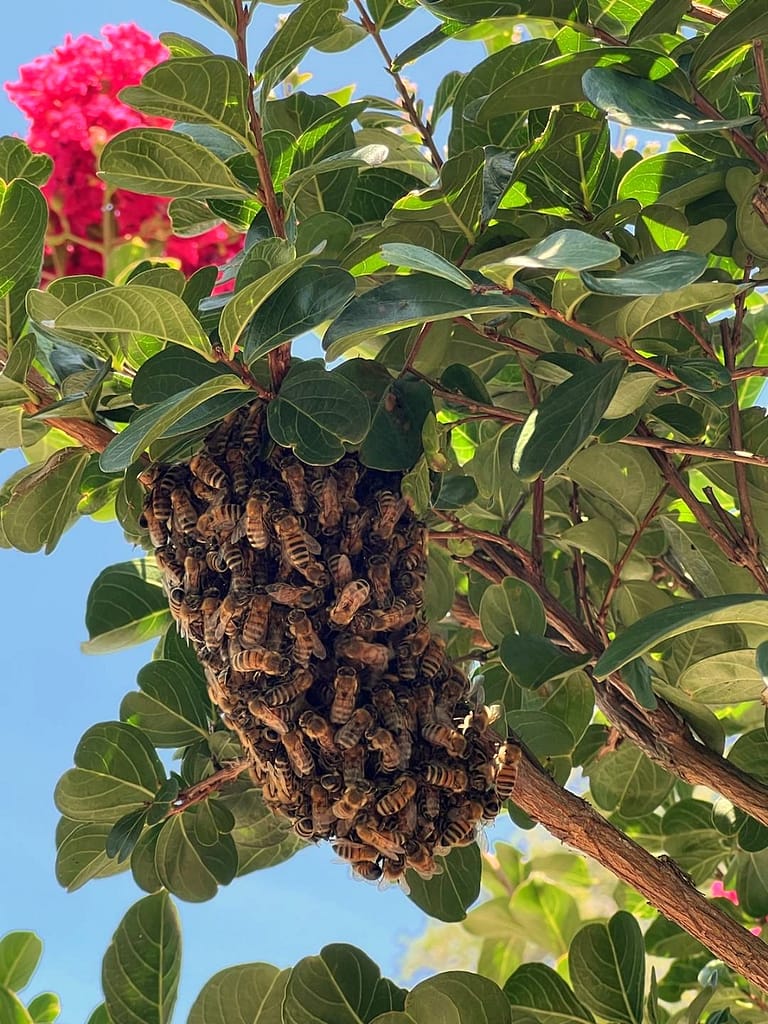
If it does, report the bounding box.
[513,746,768,992]
[168,758,250,816]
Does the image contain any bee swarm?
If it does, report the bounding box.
[141,401,503,885]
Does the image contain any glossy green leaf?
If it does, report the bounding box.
[170,0,238,36]
[582,68,758,134]
[405,844,482,923]
[153,804,238,902]
[588,743,674,817]
[100,375,246,473]
[121,659,211,747]
[323,274,531,361]
[0,988,33,1024]
[581,252,707,296]
[222,786,305,875]
[83,560,171,654]
[244,266,355,364]
[594,596,768,679]
[188,964,290,1024]
[1,448,89,554]
[0,178,47,347]
[690,0,768,82]
[284,944,405,1024]
[120,57,251,147]
[100,128,252,200]
[569,912,645,1024]
[500,634,591,688]
[678,650,763,705]
[132,346,229,406]
[405,972,512,1024]
[0,933,42,991]
[254,0,348,94]
[106,809,148,863]
[55,721,165,823]
[514,360,625,481]
[358,375,433,472]
[504,963,594,1023]
[0,137,52,186]
[26,993,60,1024]
[380,244,473,289]
[55,285,209,355]
[102,893,181,1024]
[55,819,126,892]
[479,578,546,646]
[267,360,370,465]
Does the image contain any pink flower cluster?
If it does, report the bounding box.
[6,24,239,277]
[711,880,762,935]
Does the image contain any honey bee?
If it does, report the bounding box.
[226,446,250,497]
[335,637,391,671]
[141,500,168,548]
[438,818,474,848]
[362,601,416,633]
[482,794,502,819]
[423,764,468,792]
[238,401,264,447]
[262,668,312,708]
[355,822,405,859]
[419,786,441,820]
[371,686,403,734]
[280,458,308,513]
[421,637,447,679]
[240,588,271,648]
[396,641,418,681]
[247,697,290,734]
[422,722,467,757]
[412,682,436,727]
[407,844,439,879]
[393,569,424,606]
[376,774,417,816]
[367,726,401,771]
[311,475,342,531]
[205,411,237,456]
[204,543,227,573]
[463,703,503,735]
[351,861,382,882]
[183,551,204,595]
[216,591,242,640]
[177,594,203,642]
[333,458,359,506]
[231,646,290,675]
[170,487,198,535]
[329,580,371,626]
[340,510,369,556]
[287,609,327,665]
[398,541,427,574]
[201,593,220,649]
[371,490,406,540]
[282,730,314,777]
[197,501,242,539]
[189,453,227,490]
[310,783,336,832]
[394,797,418,836]
[242,490,272,550]
[328,553,353,591]
[270,755,301,801]
[273,513,325,582]
[495,741,522,800]
[298,710,337,754]
[154,544,182,586]
[366,555,393,608]
[405,622,431,656]
[168,586,184,619]
[293,817,316,841]
[332,783,373,819]
[335,707,374,750]
[266,582,322,609]
[469,762,496,791]
[342,744,365,785]
[333,840,379,863]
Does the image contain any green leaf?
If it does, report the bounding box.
[120,57,251,147]
[479,578,546,645]
[678,650,763,705]
[121,659,211,747]
[405,844,482,923]
[323,274,531,361]
[0,137,52,186]
[0,933,42,991]
[581,252,707,296]
[285,945,405,1024]
[132,345,229,406]
[1,448,89,554]
[508,879,581,956]
[405,972,512,1024]
[100,128,253,200]
[267,360,370,465]
[0,178,47,347]
[106,809,148,863]
[481,230,618,274]
[55,819,126,891]
[514,360,626,481]
[582,69,758,134]
[357,374,433,472]
[102,893,181,1024]
[243,266,355,364]
[153,804,238,902]
[55,285,210,355]
[569,912,645,1024]
[594,596,768,679]
[504,963,595,1024]
[99,375,247,473]
[587,743,674,817]
[254,0,348,94]
[690,0,768,83]
[83,560,171,654]
[380,244,473,289]
[627,0,691,40]
[221,785,305,875]
[0,988,33,1024]
[500,634,591,688]
[170,0,238,37]
[188,964,290,1024]
[26,993,60,1024]
[55,721,165,823]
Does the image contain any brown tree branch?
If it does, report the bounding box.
[168,758,250,816]
[513,746,768,992]
[688,3,725,24]
[621,433,768,469]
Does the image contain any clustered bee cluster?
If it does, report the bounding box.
[140,400,518,886]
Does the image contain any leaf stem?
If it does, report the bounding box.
[351,0,444,172]
[211,344,273,399]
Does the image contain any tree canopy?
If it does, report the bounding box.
[4,0,768,1021]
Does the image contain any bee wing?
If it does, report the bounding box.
[302,528,322,555]
[230,512,247,544]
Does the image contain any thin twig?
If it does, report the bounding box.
[672,312,717,358]
[620,433,768,468]
[211,345,272,400]
[351,0,443,172]
[692,88,768,174]
[401,321,437,376]
[168,758,250,816]
[569,483,598,635]
[688,2,725,24]
[702,485,744,546]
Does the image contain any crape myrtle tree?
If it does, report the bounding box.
[6,0,768,1021]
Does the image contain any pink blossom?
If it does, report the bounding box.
[711,880,740,905]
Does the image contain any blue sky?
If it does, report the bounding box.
[0,3,494,1020]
